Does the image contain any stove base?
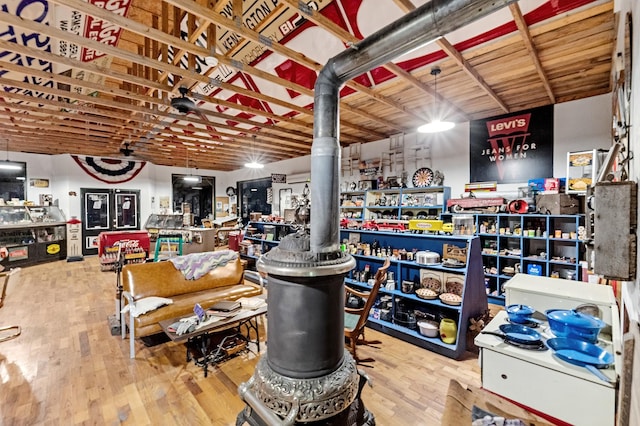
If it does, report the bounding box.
[237,351,374,426]
[237,398,374,426]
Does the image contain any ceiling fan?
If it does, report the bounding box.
[119,142,135,156]
[171,86,198,114]
[117,141,152,162]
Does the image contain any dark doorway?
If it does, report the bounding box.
[172,175,215,225]
[238,177,272,224]
[0,161,26,202]
[80,188,140,256]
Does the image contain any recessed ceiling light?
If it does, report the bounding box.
[244,161,264,169]
[205,56,219,67]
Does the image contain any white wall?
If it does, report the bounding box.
[218,93,612,202]
[8,93,613,225]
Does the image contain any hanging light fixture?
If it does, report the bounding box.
[244,135,264,169]
[417,66,455,133]
[183,146,201,182]
[0,139,22,171]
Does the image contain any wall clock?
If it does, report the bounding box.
[412,167,434,187]
[226,186,236,197]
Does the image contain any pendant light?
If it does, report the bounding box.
[0,140,21,171]
[244,135,264,169]
[417,66,455,133]
[183,146,201,183]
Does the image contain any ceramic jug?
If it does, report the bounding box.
[439,318,457,344]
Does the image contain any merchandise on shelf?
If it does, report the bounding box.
[340,228,487,360]
[340,186,451,228]
[461,213,586,305]
[240,221,297,262]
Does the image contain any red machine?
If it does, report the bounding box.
[98,230,150,271]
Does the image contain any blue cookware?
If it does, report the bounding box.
[546,309,605,343]
[505,304,535,324]
[481,323,542,345]
[546,337,614,383]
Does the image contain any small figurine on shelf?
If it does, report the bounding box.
[294,184,311,229]
[432,170,445,186]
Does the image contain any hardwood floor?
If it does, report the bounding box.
[0,258,491,425]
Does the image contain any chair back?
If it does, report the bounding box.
[346,258,390,333]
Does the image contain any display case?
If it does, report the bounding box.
[143,214,217,255]
[0,205,67,267]
[566,149,607,194]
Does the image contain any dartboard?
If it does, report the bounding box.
[412,167,434,187]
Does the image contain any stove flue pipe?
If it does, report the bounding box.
[311,0,517,254]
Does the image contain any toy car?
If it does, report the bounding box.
[360,219,406,232]
[446,197,504,213]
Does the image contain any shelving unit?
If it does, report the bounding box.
[241,221,296,263]
[340,229,487,359]
[340,190,366,227]
[469,213,585,305]
[340,186,451,225]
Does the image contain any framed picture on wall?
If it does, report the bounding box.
[279,188,292,217]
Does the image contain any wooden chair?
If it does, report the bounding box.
[344,258,390,363]
[0,268,21,342]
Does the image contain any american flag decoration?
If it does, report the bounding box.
[71,155,146,184]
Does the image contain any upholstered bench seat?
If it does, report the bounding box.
[121,251,262,357]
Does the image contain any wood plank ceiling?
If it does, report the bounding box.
[0,0,616,171]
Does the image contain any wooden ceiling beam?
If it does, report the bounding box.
[161,0,425,128]
[391,0,509,114]
[0,84,311,154]
[392,0,417,11]
[1,131,252,169]
[0,112,299,161]
[436,38,510,113]
[0,47,323,145]
[509,2,556,103]
[278,0,468,122]
[45,0,394,137]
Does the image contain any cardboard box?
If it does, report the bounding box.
[528,178,566,194]
[535,193,581,215]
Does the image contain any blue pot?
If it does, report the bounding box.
[545,309,605,343]
[505,304,535,324]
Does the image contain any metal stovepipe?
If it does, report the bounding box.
[310,0,518,255]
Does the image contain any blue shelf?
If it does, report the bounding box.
[469,213,585,305]
[341,229,486,360]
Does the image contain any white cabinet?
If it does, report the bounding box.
[481,348,615,426]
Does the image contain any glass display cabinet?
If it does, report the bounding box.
[0,205,67,267]
[144,214,216,254]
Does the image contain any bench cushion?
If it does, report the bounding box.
[122,255,244,300]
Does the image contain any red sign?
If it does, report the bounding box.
[8,246,29,261]
[81,0,132,62]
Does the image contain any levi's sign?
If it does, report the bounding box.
[470,105,554,184]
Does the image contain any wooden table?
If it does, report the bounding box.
[160,305,267,377]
